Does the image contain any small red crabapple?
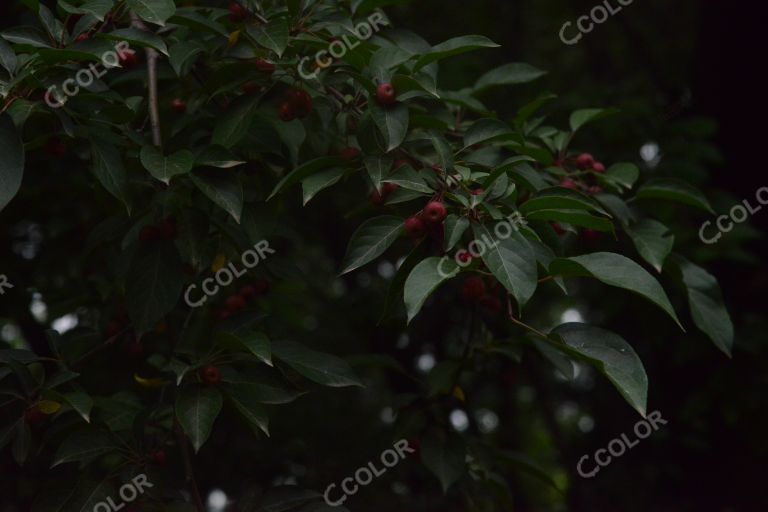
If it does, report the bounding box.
[576,153,594,170]
[404,216,427,238]
[376,83,396,105]
[592,162,606,174]
[423,201,447,224]
[199,365,221,385]
[461,276,486,301]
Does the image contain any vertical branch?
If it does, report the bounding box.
[129,13,162,147]
[174,419,206,512]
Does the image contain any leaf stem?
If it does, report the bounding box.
[130,12,162,148]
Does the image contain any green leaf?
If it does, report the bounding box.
[625,218,674,273]
[126,0,176,26]
[223,370,305,404]
[414,35,499,71]
[370,103,409,152]
[59,391,93,423]
[569,108,617,132]
[211,96,259,148]
[0,113,25,212]
[520,187,610,216]
[224,385,270,436]
[636,178,714,213]
[190,170,243,223]
[302,167,344,205]
[427,130,454,171]
[218,331,272,366]
[168,41,205,76]
[268,156,344,200]
[524,209,614,232]
[421,431,466,492]
[551,323,648,416]
[140,146,194,184]
[1,27,52,48]
[195,145,245,169]
[364,155,393,192]
[176,385,223,452]
[51,428,115,467]
[272,341,363,387]
[472,222,538,310]
[605,162,639,190]
[550,252,683,329]
[59,0,114,21]
[126,243,184,334]
[379,244,425,322]
[247,17,289,57]
[403,256,459,322]
[463,118,514,149]
[91,136,129,213]
[382,165,432,194]
[474,62,546,93]
[340,216,403,274]
[0,38,17,74]
[97,28,168,55]
[444,214,469,251]
[669,255,733,356]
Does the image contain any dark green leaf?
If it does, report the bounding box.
[272,341,363,387]
[340,216,403,274]
[0,113,25,212]
[403,256,459,322]
[175,385,223,452]
[126,243,184,334]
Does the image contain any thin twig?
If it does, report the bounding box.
[130,13,162,147]
[506,295,548,339]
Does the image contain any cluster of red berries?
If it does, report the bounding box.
[376,83,397,106]
[214,278,269,321]
[575,152,605,174]
[558,153,606,196]
[461,276,502,312]
[404,201,448,239]
[279,89,313,121]
[139,218,177,245]
[199,364,222,385]
[228,2,248,22]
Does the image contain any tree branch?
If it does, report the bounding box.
[130,13,162,147]
[174,419,206,512]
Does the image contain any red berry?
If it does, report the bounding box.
[404,216,427,238]
[75,33,89,42]
[279,102,296,122]
[576,153,594,170]
[560,178,578,190]
[376,83,396,105]
[239,285,256,300]
[461,276,486,301]
[241,82,261,95]
[478,294,502,313]
[288,89,313,118]
[457,252,472,264]
[582,229,602,242]
[24,406,46,427]
[171,98,187,113]
[45,137,67,158]
[214,308,231,322]
[423,201,447,224]
[551,222,566,235]
[370,189,385,206]
[228,2,248,22]
[587,186,603,195]
[254,58,275,74]
[158,218,177,240]
[381,182,399,196]
[118,49,138,69]
[340,147,361,161]
[225,294,246,312]
[471,188,484,196]
[592,162,606,174]
[393,159,409,171]
[200,365,221,385]
[139,225,160,244]
[252,278,270,295]
[150,449,167,465]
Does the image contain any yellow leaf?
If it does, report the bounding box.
[228,30,240,47]
[211,253,227,272]
[37,400,61,414]
[134,374,167,388]
[452,386,465,402]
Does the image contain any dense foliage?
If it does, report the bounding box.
[0,0,734,510]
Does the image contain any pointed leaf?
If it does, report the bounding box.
[340,216,403,274]
[0,113,24,212]
[175,385,223,452]
[404,256,459,322]
[272,341,363,387]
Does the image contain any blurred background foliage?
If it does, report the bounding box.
[1,0,766,511]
